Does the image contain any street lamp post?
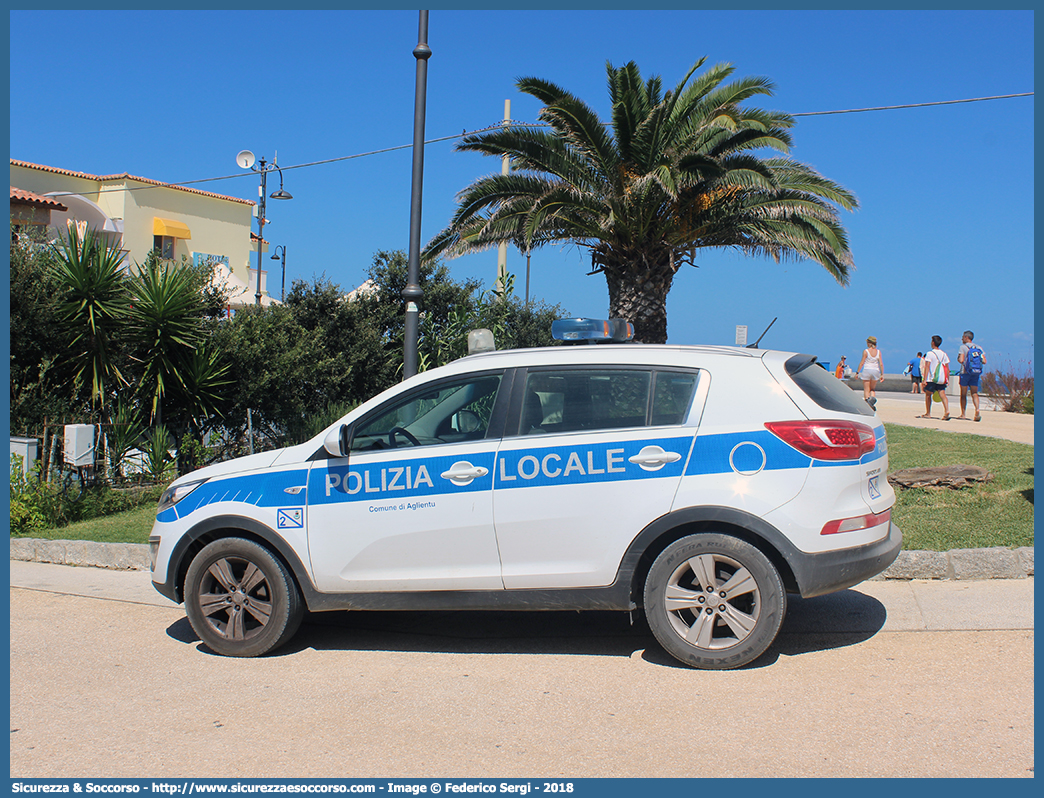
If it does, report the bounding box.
[236,150,293,305]
[270,245,287,301]
[402,10,430,379]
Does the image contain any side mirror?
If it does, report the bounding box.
[324,424,351,458]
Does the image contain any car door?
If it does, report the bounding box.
[493,367,699,589]
[306,371,509,593]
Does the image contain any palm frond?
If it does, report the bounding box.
[762,158,859,210]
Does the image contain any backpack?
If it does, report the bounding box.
[965,345,984,375]
[926,351,948,384]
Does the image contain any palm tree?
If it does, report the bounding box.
[425,59,858,343]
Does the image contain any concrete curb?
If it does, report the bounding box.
[871,546,1034,581]
[10,538,151,571]
[9,538,1035,581]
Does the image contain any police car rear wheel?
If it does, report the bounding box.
[644,533,785,670]
[184,538,304,658]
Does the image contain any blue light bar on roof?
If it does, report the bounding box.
[551,318,635,343]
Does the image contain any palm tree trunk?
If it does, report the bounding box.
[603,267,675,344]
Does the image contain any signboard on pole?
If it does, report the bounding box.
[735,325,748,346]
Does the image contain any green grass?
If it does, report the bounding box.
[15,426,1034,552]
[24,504,158,544]
[884,424,1034,551]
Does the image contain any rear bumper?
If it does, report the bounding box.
[790,521,902,598]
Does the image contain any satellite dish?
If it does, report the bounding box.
[236,150,256,169]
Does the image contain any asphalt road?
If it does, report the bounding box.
[9,561,1035,779]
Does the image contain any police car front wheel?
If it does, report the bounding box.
[644,533,786,670]
[184,538,304,658]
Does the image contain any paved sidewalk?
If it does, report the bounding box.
[872,390,1034,445]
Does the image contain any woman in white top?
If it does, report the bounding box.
[857,336,883,408]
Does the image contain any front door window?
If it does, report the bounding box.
[352,374,502,451]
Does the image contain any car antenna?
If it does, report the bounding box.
[745,317,777,349]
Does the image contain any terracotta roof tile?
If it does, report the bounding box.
[10,186,68,210]
[10,159,255,206]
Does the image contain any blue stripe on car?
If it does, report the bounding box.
[156,426,886,522]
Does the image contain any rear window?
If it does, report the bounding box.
[785,355,873,416]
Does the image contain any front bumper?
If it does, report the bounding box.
[789,521,902,598]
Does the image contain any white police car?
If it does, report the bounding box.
[150,319,900,669]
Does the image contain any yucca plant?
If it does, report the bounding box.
[50,223,130,409]
[106,398,146,483]
[178,344,232,432]
[143,425,175,484]
[425,59,858,343]
[128,255,204,427]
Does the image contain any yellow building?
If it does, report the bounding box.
[10,159,277,306]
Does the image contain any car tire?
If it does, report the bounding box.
[644,533,786,670]
[184,538,304,657]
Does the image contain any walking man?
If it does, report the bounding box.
[957,330,987,421]
[908,352,923,393]
[919,335,950,421]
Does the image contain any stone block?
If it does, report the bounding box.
[948,547,1024,580]
[30,539,68,565]
[59,540,149,570]
[9,537,40,562]
[877,549,949,580]
[1014,546,1034,576]
[9,538,150,570]
[108,543,151,570]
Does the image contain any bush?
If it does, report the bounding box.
[980,361,1034,413]
[9,492,47,534]
[9,456,164,535]
[11,461,70,533]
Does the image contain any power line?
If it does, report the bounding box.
[50,124,508,199]
[175,125,506,190]
[166,91,1037,191]
[52,92,1033,198]
[791,92,1033,116]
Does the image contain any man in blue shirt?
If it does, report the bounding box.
[907,352,922,394]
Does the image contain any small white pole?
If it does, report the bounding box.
[496,99,511,297]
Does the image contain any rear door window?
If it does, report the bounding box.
[786,356,873,416]
[516,368,697,435]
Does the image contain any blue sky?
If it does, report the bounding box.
[9,8,1034,371]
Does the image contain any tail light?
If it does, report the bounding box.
[821,509,891,536]
[765,419,877,461]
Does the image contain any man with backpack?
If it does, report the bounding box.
[957,330,987,421]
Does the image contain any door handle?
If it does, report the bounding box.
[628,446,682,471]
[440,461,489,485]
